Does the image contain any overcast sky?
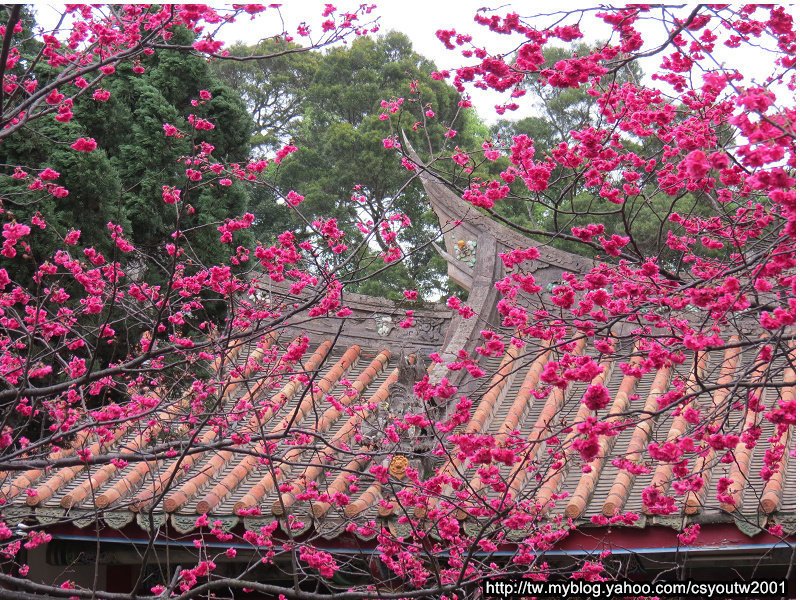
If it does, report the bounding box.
[210,0,529,122]
[215,2,792,122]
[34,3,793,124]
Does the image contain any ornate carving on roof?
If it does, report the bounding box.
[103,510,134,530]
[374,315,393,336]
[252,278,452,351]
[363,352,440,466]
[402,135,596,293]
[452,236,478,267]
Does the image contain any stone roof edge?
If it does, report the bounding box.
[18,505,797,539]
[402,134,596,276]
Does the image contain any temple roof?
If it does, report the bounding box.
[1,164,794,545]
[2,324,794,540]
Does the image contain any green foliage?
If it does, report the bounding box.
[215,31,467,298]
[214,38,321,153]
[487,44,643,233]
[0,25,254,280]
[0,21,256,372]
[482,43,724,267]
[0,119,126,272]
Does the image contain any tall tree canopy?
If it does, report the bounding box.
[475,44,727,265]
[216,32,472,298]
[0,14,255,374]
[0,23,254,285]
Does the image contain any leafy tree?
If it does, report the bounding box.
[216,31,470,298]
[477,44,734,267]
[0,23,254,284]
[213,38,321,154]
[483,45,644,239]
[0,14,256,380]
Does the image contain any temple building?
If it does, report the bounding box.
[2,165,795,595]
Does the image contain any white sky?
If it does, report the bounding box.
[31,1,516,120]
[218,0,526,122]
[33,3,795,123]
[214,2,794,122]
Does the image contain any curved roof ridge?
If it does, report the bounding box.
[403,134,595,292]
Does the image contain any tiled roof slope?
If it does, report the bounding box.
[457,339,794,528]
[1,147,793,544]
[1,331,794,540]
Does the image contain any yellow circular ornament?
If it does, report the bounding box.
[389,454,409,479]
